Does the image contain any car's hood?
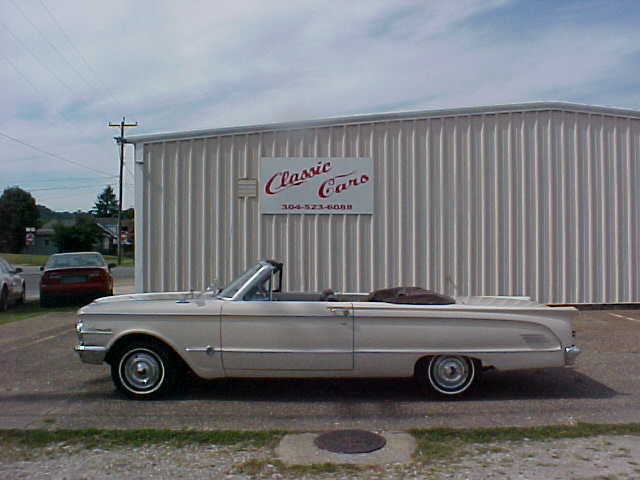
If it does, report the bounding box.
[93,291,199,303]
[77,291,220,316]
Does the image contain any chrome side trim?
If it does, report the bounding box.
[356,347,562,354]
[219,347,561,354]
[74,345,107,364]
[79,328,113,335]
[221,347,351,354]
[185,345,217,356]
[564,345,581,365]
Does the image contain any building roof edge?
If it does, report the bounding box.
[127,101,640,144]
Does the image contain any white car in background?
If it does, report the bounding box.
[0,257,26,311]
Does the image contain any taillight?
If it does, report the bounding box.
[89,269,109,281]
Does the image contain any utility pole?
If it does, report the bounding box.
[109,117,138,265]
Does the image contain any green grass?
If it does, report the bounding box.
[0,429,282,450]
[103,255,134,267]
[0,253,49,266]
[1,424,640,473]
[0,300,76,326]
[410,423,640,462]
[0,253,134,267]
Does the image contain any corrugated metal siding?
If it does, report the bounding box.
[138,110,640,304]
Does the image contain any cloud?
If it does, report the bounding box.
[1,0,639,210]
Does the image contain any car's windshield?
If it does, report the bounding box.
[46,253,105,268]
[218,263,265,298]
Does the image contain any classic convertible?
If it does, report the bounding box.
[75,260,581,399]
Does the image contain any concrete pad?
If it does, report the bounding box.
[275,431,416,465]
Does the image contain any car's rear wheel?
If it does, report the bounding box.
[0,287,8,312]
[416,355,478,397]
[111,340,177,400]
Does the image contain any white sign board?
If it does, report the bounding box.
[260,157,373,214]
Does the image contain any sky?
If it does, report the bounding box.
[1,0,640,211]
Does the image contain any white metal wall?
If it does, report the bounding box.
[135,108,640,304]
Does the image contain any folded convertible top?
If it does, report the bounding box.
[367,286,455,305]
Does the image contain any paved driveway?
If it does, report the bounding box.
[0,309,638,430]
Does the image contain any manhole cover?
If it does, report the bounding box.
[314,429,387,454]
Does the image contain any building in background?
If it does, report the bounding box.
[128,102,640,304]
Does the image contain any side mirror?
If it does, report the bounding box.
[40,266,44,271]
[108,263,117,269]
[14,267,22,274]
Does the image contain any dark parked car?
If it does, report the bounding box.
[0,258,25,311]
[40,252,114,307]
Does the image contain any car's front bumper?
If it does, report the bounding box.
[74,345,106,364]
[564,345,581,365]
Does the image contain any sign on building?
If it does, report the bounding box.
[260,157,373,214]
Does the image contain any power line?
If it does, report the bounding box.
[0,130,115,177]
[30,184,113,192]
[1,50,80,126]
[26,182,117,192]
[0,18,78,95]
[2,175,117,185]
[36,0,128,114]
[8,0,97,93]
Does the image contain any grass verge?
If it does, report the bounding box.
[0,300,76,326]
[0,429,283,450]
[410,422,640,462]
[0,253,49,266]
[0,423,638,455]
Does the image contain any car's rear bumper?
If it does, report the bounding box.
[74,345,106,364]
[41,284,110,298]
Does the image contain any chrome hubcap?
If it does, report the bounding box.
[429,356,473,394]
[120,349,164,393]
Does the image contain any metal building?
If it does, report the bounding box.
[129,102,640,304]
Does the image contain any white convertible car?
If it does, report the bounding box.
[75,260,581,399]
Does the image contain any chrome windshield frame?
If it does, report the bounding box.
[218,261,276,301]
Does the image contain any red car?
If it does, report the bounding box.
[40,252,114,307]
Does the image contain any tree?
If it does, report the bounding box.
[0,187,39,253]
[121,207,134,220]
[93,185,118,217]
[52,215,103,252]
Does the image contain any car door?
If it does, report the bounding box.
[220,300,354,372]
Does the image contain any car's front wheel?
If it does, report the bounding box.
[111,340,177,400]
[416,355,478,397]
